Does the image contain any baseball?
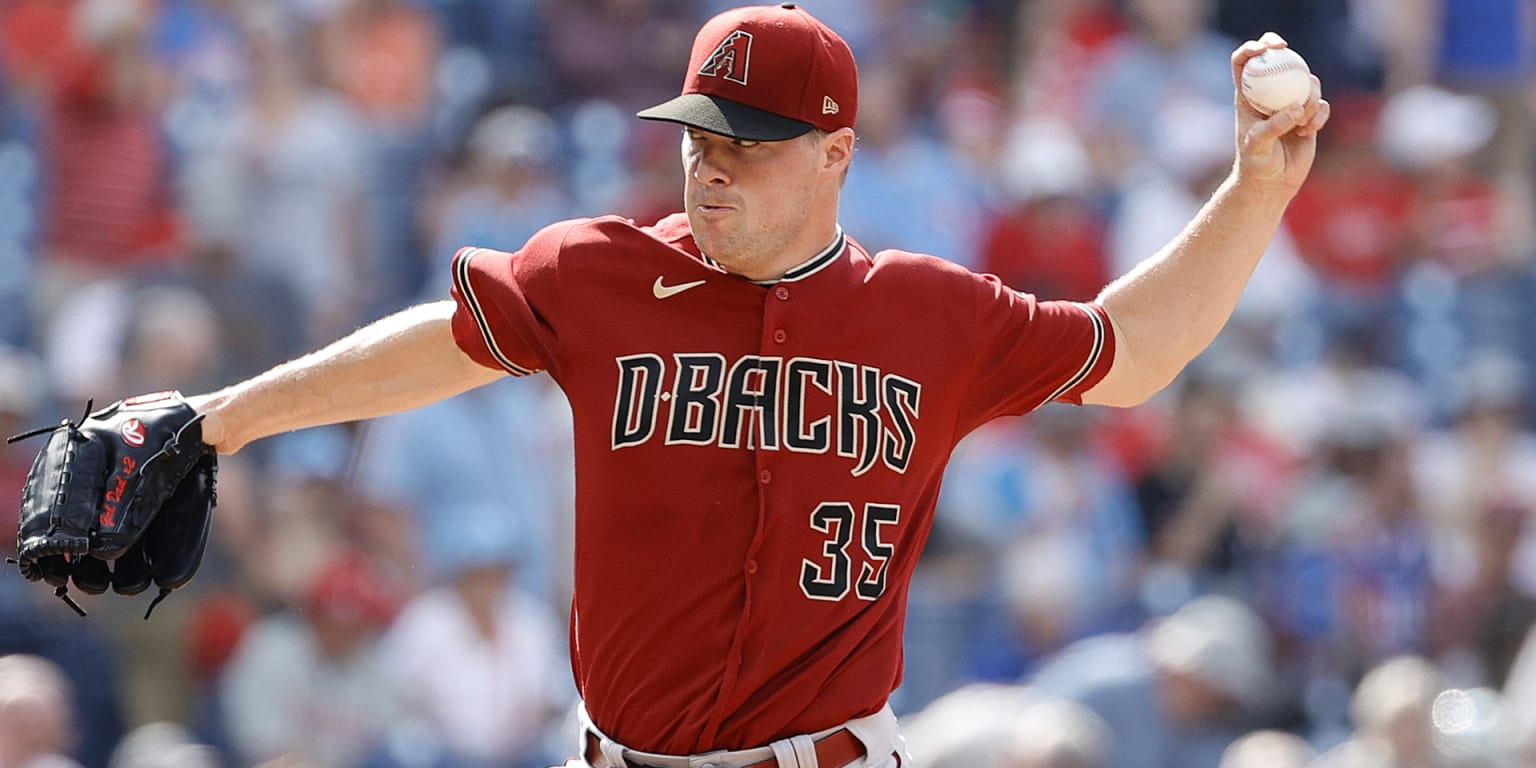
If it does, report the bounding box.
[1240,47,1311,116]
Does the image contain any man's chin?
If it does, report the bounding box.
[690,225,737,262]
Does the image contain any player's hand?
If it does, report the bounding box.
[1231,32,1330,194]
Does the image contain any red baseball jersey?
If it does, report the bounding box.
[449,213,1114,754]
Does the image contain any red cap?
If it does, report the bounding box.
[638,3,858,141]
[305,553,398,627]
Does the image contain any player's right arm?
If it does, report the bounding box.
[188,300,503,454]
[1081,34,1328,408]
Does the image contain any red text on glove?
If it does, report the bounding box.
[99,455,138,528]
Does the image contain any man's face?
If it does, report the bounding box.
[680,127,827,280]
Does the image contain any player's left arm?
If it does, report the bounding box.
[1082,33,1330,408]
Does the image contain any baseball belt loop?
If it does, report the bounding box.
[769,734,818,768]
[600,737,627,768]
[769,739,798,768]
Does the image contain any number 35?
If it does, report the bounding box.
[800,502,900,602]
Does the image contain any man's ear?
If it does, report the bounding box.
[822,127,856,176]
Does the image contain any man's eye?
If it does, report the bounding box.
[682,129,756,148]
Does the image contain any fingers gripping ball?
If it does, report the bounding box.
[1241,47,1312,117]
[8,391,217,618]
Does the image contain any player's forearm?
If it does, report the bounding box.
[1090,175,1292,404]
[189,300,502,453]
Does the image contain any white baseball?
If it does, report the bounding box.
[1240,47,1311,116]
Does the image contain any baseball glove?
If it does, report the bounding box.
[7,391,217,618]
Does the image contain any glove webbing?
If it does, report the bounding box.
[7,401,94,616]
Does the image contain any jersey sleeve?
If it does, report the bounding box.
[448,221,574,377]
[956,277,1116,433]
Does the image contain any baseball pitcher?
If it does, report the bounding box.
[13,3,1328,767]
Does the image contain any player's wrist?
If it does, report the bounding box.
[1216,170,1297,217]
[184,391,234,453]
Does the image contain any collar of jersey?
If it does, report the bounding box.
[701,227,847,286]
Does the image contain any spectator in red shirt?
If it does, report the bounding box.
[39,0,179,275]
[1284,93,1413,299]
[978,119,1108,302]
[1379,86,1506,277]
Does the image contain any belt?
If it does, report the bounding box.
[584,728,866,768]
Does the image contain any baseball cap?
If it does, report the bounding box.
[637,3,858,141]
[305,552,399,627]
[1143,595,1278,711]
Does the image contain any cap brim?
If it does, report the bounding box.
[637,93,813,142]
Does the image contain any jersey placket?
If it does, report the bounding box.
[703,280,796,745]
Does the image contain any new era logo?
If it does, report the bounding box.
[822,96,839,115]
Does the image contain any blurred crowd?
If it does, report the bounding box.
[1,0,1535,766]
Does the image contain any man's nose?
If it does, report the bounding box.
[690,146,731,185]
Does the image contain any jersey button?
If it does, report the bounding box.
[773,329,787,344]
[775,286,790,300]
[746,560,758,574]
[759,469,772,484]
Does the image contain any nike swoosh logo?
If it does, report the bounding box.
[653,277,707,299]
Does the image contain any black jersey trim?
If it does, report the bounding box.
[701,228,847,285]
[775,229,847,283]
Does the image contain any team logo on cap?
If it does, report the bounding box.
[699,30,752,85]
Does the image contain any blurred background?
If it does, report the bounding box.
[1,0,1535,766]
